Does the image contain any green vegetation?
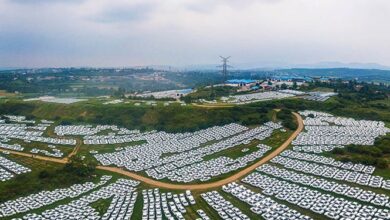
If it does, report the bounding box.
[276,109,297,130]
[64,155,97,177]
[329,135,390,169]
[90,198,113,216]
[260,129,293,148]
[0,100,275,132]
[203,140,262,161]
[182,86,238,102]
[0,155,98,203]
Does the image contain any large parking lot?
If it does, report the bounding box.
[0,110,389,220]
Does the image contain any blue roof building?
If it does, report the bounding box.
[226,79,256,84]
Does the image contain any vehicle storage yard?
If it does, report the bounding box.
[0,110,389,220]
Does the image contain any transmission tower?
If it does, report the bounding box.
[218,56,232,84]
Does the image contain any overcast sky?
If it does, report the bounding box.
[0,0,390,68]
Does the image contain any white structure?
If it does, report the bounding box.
[225,91,294,104]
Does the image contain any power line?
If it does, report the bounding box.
[218,56,232,84]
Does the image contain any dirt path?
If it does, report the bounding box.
[1,149,67,164]
[67,139,82,159]
[97,112,304,190]
[2,112,303,190]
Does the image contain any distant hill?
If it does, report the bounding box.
[275,68,390,82]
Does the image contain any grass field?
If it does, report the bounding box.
[0,98,275,133]
[203,139,263,161]
[90,198,113,216]
[261,129,293,149]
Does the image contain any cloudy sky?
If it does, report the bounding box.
[0,0,389,68]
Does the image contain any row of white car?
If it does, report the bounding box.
[300,110,387,127]
[16,178,139,220]
[55,125,120,136]
[225,91,295,104]
[0,175,112,217]
[292,145,343,154]
[146,144,271,182]
[201,191,249,220]
[85,123,246,146]
[222,182,312,220]
[271,156,390,190]
[294,111,390,146]
[101,192,138,220]
[243,172,390,219]
[0,124,43,137]
[2,115,36,124]
[30,148,63,158]
[142,188,196,220]
[258,164,389,208]
[0,142,24,151]
[95,122,280,182]
[0,116,77,159]
[0,155,30,182]
[0,123,75,146]
[281,150,376,174]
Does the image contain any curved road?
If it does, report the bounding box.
[97,112,304,190]
[2,112,303,190]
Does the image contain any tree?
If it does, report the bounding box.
[292,81,298,89]
[376,159,388,169]
[64,156,97,177]
[38,170,51,179]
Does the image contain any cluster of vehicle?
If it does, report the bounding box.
[201,191,249,220]
[243,172,390,219]
[294,111,389,146]
[292,144,343,153]
[100,179,140,220]
[226,91,295,104]
[271,156,390,190]
[258,164,390,208]
[95,122,281,182]
[0,123,75,146]
[16,178,139,220]
[0,155,30,181]
[0,142,24,151]
[281,150,376,174]
[141,188,196,220]
[150,144,270,182]
[222,182,312,220]
[0,176,112,218]
[30,145,63,158]
[55,125,120,136]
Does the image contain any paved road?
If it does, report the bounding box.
[2,112,304,190]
